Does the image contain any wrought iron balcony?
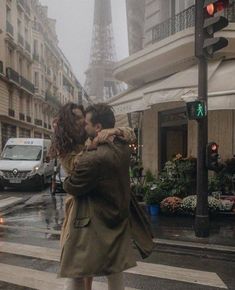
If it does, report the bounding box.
[152,2,235,44]
[18,33,24,47]
[20,76,34,94]
[6,67,20,84]
[8,109,15,118]
[6,21,14,36]
[19,113,25,121]
[35,119,42,126]
[0,61,3,74]
[25,41,31,53]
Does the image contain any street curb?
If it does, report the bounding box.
[153,238,235,254]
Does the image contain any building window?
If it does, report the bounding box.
[6,6,11,22]
[19,57,23,75]
[19,95,24,113]
[1,123,17,149]
[33,39,38,55]
[26,97,30,116]
[8,90,13,109]
[34,71,39,88]
[19,127,31,138]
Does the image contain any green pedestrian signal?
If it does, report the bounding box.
[186,101,207,120]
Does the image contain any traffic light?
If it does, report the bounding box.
[195,0,229,58]
[206,142,220,171]
[186,101,207,120]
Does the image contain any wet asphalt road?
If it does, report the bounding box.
[0,188,235,290]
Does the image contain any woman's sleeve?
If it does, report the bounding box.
[117,127,136,144]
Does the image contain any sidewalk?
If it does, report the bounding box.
[149,213,235,248]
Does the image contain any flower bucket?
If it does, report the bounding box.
[149,204,160,216]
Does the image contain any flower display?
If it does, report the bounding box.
[160,197,183,214]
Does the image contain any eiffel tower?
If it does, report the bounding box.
[85,0,123,103]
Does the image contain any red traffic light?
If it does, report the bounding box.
[211,143,218,152]
[207,3,215,16]
[205,0,229,17]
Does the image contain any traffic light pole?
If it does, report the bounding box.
[195,0,209,237]
[195,56,210,237]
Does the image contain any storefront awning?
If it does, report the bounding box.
[109,59,235,114]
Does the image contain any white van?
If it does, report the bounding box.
[0,138,54,190]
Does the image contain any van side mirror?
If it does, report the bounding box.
[44,156,50,163]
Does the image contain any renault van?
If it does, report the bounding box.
[0,138,54,190]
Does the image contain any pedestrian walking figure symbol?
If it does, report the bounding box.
[197,104,204,117]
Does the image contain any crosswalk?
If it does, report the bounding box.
[0,196,23,211]
[0,239,228,290]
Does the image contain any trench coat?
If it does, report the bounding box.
[59,139,137,277]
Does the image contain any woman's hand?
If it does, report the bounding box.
[94,128,121,144]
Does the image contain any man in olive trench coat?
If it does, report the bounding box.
[60,104,137,289]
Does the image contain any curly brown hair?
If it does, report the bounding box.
[49,102,87,158]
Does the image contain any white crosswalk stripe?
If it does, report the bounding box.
[0,241,228,289]
[0,196,23,211]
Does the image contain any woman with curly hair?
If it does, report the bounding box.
[50,102,136,290]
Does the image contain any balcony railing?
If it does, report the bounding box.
[6,67,20,84]
[18,33,24,47]
[35,119,42,126]
[8,109,15,118]
[25,41,31,53]
[152,2,235,44]
[6,21,14,36]
[26,115,31,123]
[0,61,3,74]
[20,76,34,94]
[19,113,25,121]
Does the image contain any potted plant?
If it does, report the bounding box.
[144,184,168,216]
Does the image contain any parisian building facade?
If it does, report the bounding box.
[110,0,235,174]
[0,0,84,151]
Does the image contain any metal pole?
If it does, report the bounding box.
[194,0,209,237]
[195,57,209,237]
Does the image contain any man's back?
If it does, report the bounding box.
[61,139,136,277]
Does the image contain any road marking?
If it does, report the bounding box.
[128,262,228,289]
[0,263,138,290]
[154,238,235,253]
[0,242,228,289]
[0,197,23,210]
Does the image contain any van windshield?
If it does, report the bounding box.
[1,145,42,161]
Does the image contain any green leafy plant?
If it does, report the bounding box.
[144,184,169,205]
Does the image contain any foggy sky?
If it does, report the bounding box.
[39,0,129,85]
